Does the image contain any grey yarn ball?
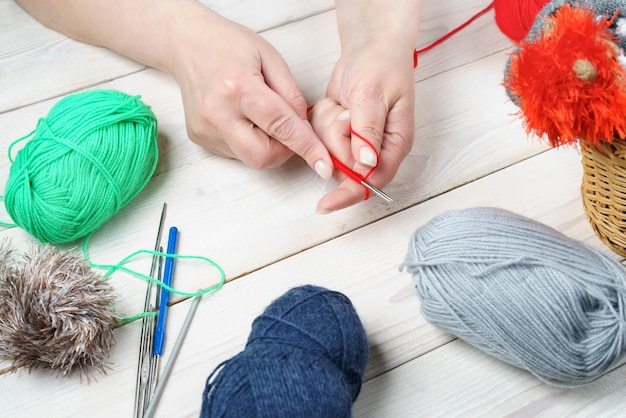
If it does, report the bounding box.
[401,207,626,386]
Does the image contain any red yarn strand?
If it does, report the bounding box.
[414,2,496,68]
[330,155,361,183]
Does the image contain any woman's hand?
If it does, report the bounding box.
[16,0,334,179]
[312,0,422,212]
[171,4,333,177]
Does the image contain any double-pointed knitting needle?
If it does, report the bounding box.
[360,180,394,202]
[133,203,167,418]
[146,248,164,403]
[144,293,203,418]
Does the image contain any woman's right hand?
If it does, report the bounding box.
[170,3,333,177]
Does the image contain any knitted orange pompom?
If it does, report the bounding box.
[504,4,626,147]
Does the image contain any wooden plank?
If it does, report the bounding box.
[0,1,141,113]
[354,339,626,417]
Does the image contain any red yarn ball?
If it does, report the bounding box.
[494,0,551,42]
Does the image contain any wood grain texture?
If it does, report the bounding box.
[1,0,624,417]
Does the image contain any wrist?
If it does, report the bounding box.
[161,1,224,78]
[335,0,422,54]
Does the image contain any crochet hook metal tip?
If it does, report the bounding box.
[360,180,394,202]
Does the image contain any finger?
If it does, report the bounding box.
[307,98,340,124]
[185,106,294,168]
[241,79,333,179]
[316,178,366,213]
[261,52,309,120]
[308,99,352,163]
[318,127,412,213]
[377,97,416,175]
[326,117,352,164]
[348,97,415,186]
[228,119,295,169]
[347,100,388,168]
[357,129,412,191]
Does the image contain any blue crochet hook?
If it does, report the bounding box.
[153,226,179,357]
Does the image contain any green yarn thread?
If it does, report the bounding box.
[3,90,158,244]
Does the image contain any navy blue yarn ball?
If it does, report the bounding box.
[200,285,369,417]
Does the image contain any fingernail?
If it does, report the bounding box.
[315,160,332,180]
[337,109,350,120]
[359,147,378,167]
[315,208,333,215]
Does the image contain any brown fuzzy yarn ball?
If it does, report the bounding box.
[0,242,118,379]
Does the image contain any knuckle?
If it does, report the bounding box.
[356,125,384,143]
[289,90,307,108]
[266,113,298,142]
[349,81,385,103]
[296,140,318,161]
[387,131,414,157]
[217,77,244,102]
[398,134,414,156]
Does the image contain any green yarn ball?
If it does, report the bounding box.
[4,90,158,244]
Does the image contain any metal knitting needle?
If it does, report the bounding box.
[134,304,152,418]
[144,293,203,418]
[146,246,165,404]
[139,304,156,414]
[134,203,167,418]
[360,180,394,202]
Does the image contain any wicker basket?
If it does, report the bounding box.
[580,140,626,256]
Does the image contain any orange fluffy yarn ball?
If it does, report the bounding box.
[504,5,626,147]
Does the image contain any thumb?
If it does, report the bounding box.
[348,101,387,168]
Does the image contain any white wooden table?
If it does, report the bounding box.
[1,1,625,416]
